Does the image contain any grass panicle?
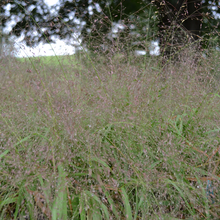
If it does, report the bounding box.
[1,3,220,219]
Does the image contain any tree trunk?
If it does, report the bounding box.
[0,16,3,57]
[152,0,202,58]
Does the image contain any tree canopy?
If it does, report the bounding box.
[1,0,219,54]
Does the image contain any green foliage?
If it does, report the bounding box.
[1,0,219,51]
[1,0,51,46]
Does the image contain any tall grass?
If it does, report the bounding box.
[1,45,220,219]
[1,3,220,219]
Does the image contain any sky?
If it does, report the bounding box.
[8,0,159,57]
[44,0,59,7]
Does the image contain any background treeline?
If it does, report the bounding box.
[0,0,219,57]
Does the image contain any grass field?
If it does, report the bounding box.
[1,47,220,219]
[17,54,79,67]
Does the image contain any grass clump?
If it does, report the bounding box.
[0,45,220,219]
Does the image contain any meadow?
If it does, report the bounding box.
[0,45,220,219]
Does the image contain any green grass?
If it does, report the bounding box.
[17,54,79,67]
[1,48,220,219]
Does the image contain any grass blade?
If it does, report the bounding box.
[121,187,132,220]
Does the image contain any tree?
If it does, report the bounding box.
[0,15,3,56]
[0,0,219,56]
[152,0,203,57]
[152,0,220,58]
[0,0,51,47]
[48,0,153,53]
